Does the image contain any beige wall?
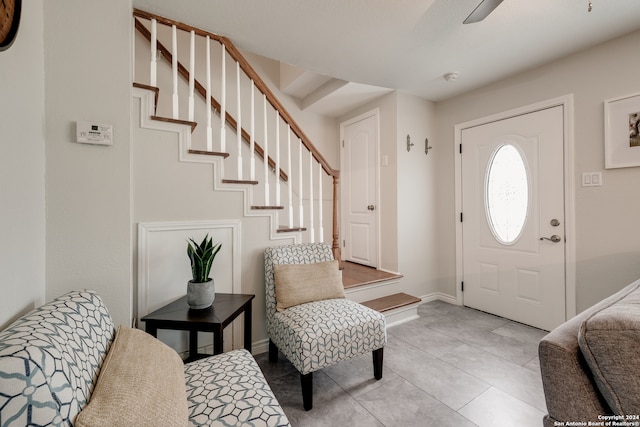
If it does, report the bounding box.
[0,1,46,329]
[44,0,133,326]
[396,92,440,299]
[435,30,640,313]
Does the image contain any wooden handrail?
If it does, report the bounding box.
[134,17,288,182]
[133,8,338,179]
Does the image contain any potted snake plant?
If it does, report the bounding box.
[186,234,222,309]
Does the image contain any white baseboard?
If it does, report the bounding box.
[252,338,269,355]
[420,292,458,305]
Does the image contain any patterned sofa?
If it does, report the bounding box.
[0,290,290,427]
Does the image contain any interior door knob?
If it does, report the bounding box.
[539,235,562,243]
[367,205,375,211]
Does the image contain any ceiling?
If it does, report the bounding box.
[132,0,640,116]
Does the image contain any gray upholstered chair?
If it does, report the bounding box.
[264,243,387,410]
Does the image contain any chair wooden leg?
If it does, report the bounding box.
[373,347,384,380]
[301,372,313,411]
[269,339,278,363]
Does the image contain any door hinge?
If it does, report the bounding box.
[460,212,463,222]
[342,140,345,148]
[459,143,462,154]
[461,281,464,292]
[342,239,346,247]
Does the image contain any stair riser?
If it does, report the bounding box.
[345,279,402,304]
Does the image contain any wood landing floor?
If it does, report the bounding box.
[341,261,403,289]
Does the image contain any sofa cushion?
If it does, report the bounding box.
[270,298,387,375]
[274,260,345,311]
[75,326,188,427]
[578,283,640,415]
[184,349,290,426]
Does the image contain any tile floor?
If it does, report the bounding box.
[255,300,549,427]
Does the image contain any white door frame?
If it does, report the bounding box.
[454,95,577,320]
[340,108,381,266]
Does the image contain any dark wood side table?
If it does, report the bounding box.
[141,293,255,362]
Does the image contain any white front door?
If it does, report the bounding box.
[341,112,379,267]
[461,106,566,331]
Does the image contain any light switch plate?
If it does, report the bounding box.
[582,172,602,187]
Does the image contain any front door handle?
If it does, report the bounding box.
[539,235,562,243]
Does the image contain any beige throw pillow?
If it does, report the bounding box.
[75,326,189,427]
[274,260,345,311]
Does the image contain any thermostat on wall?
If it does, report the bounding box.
[76,121,113,146]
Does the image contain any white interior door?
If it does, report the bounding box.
[341,113,378,267]
[461,106,566,331]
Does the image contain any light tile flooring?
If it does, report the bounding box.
[255,300,549,427]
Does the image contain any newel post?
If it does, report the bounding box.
[332,172,342,267]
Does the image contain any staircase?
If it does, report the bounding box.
[131,9,419,325]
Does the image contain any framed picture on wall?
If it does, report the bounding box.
[604,92,640,169]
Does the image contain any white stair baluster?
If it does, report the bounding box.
[250,81,255,181]
[172,25,179,119]
[263,94,269,206]
[132,19,135,81]
[318,163,324,242]
[287,126,293,228]
[309,151,315,243]
[188,30,195,121]
[150,19,157,87]
[236,62,243,180]
[298,139,304,228]
[206,36,212,151]
[220,44,226,153]
[275,112,280,206]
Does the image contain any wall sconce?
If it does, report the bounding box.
[407,134,433,155]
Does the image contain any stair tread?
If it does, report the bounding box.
[133,83,159,114]
[361,293,421,313]
[188,149,230,158]
[151,115,197,132]
[251,205,284,210]
[222,179,259,185]
[133,82,159,92]
[276,227,307,233]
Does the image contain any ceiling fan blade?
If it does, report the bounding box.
[463,0,504,24]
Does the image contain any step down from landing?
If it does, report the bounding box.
[361,293,421,328]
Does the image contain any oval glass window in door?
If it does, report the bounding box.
[485,144,529,244]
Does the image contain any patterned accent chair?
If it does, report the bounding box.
[264,243,387,410]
